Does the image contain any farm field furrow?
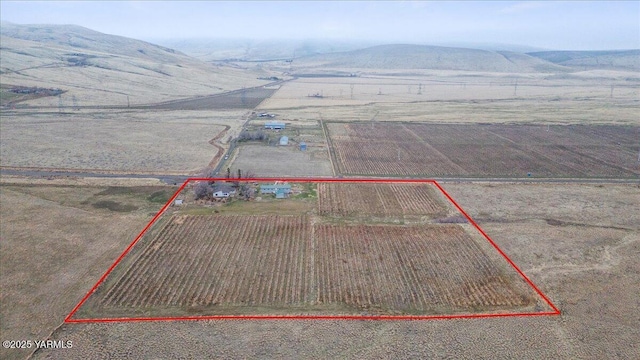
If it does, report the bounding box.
[72,180,553,320]
[326,123,640,178]
[317,182,448,219]
[313,224,533,313]
[86,215,311,315]
[77,206,542,317]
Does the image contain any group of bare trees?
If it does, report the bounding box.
[194,168,256,201]
[237,130,269,142]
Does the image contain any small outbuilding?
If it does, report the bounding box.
[279,136,289,146]
[299,142,307,151]
[265,121,285,130]
[174,199,184,206]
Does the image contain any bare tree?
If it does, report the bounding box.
[194,181,211,200]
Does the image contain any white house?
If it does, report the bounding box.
[213,190,235,198]
[212,183,237,198]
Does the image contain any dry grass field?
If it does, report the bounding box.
[18,182,637,359]
[257,73,639,124]
[0,179,176,360]
[0,109,247,175]
[326,122,639,178]
[229,144,333,177]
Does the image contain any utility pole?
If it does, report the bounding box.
[418,83,422,95]
[350,84,354,100]
[127,95,130,108]
[514,79,518,96]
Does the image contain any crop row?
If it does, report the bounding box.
[95,214,532,314]
[332,140,463,176]
[314,224,529,310]
[101,215,311,307]
[328,123,639,177]
[317,182,448,218]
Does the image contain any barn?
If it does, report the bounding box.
[279,136,289,146]
[265,121,286,130]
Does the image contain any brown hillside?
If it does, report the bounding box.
[0,23,266,106]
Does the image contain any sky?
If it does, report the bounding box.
[1,1,638,50]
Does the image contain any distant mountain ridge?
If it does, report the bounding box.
[153,38,378,62]
[0,22,188,63]
[527,50,640,71]
[292,44,573,73]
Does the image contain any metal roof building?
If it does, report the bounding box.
[279,136,289,146]
[260,184,292,197]
[265,121,286,130]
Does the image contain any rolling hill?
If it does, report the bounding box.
[527,50,640,71]
[154,38,378,62]
[0,23,267,107]
[291,44,573,73]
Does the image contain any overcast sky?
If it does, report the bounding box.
[1,1,638,50]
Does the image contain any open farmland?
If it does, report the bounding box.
[317,182,450,219]
[147,85,279,110]
[87,215,312,315]
[314,224,536,312]
[15,182,639,359]
[257,73,639,125]
[75,215,542,318]
[229,144,333,177]
[0,179,175,360]
[326,122,640,178]
[73,180,548,319]
[0,109,245,175]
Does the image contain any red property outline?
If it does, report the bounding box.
[65,177,560,323]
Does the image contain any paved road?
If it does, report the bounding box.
[2,168,638,185]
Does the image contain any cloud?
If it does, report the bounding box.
[499,1,546,14]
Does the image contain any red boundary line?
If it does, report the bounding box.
[64,180,188,322]
[431,181,561,315]
[65,177,560,322]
